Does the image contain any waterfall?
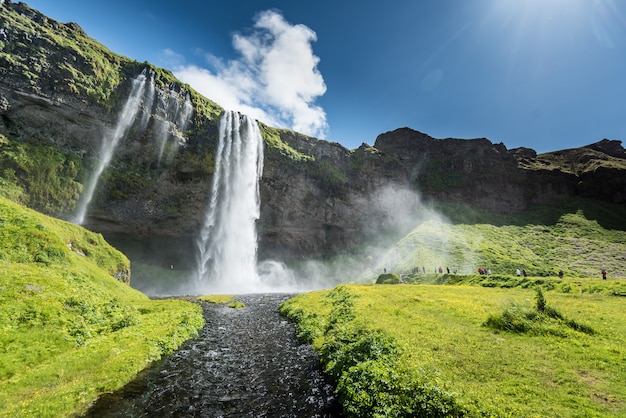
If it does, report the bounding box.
[72,72,148,225]
[72,70,193,225]
[138,72,156,132]
[195,111,265,293]
[154,89,193,165]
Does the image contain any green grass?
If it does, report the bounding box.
[197,295,245,308]
[0,196,204,417]
[281,282,626,417]
[362,204,626,282]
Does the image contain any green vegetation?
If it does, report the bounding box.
[227,300,246,309]
[363,202,626,281]
[0,133,83,216]
[0,3,126,106]
[281,282,626,417]
[260,124,313,162]
[375,273,401,284]
[198,294,235,304]
[198,294,245,308]
[0,196,204,417]
[523,146,626,175]
[484,288,596,336]
[304,158,349,189]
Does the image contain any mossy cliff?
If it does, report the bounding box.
[1,1,625,267]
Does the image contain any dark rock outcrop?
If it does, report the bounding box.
[1,1,625,266]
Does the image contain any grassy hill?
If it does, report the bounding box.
[281,281,626,417]
[0,196,204,417]
[359,198,626,281]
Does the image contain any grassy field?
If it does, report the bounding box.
[0,197,204,417]
[281,281,626,417]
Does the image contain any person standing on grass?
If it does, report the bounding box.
[602,269,607,280]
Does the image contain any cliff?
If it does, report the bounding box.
[1,1,625,272]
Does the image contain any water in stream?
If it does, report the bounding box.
[84,294,342,417]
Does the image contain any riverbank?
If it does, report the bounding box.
[281,281,626,417]
[85,294,341,417]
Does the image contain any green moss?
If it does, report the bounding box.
[1,4,127,106]
[198,294,236,304]
[260,124,313,161]
[0,134,83,215]
[375,273,401,284]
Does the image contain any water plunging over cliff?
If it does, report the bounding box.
[71,70,193,226]
[72,71,148,225]
[154,87,193,165]
[195,111,265,293]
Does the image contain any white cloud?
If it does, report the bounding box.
[166,10,328,138]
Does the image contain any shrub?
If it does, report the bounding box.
[376,273,401,284]
[337,359,467,418]
[321,328,399,382]
[484,289,595,336]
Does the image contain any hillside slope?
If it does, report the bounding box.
[361,199,626,280]
[0,196,204,416]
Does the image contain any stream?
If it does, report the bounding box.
[84,294,342,417]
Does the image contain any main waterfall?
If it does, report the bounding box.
[195,111,265,293]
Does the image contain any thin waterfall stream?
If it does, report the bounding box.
[84,294,341,417]
[72,71,148,225]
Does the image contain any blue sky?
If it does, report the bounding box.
[25,0,626,153]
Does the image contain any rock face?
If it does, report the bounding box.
[1,1,625,268]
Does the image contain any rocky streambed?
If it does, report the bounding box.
[85,294,341,417]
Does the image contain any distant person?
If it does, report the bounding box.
[558,270,564,279]
[478,267,484,275]
[602,269,607,280]
[487,269,491,275]
[422,266,426,273]
[522,269,527,277]
[446,266,450,274]
[438,266,443,274]
[516,269,521,277]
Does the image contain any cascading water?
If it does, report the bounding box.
[155,90,193,164]
[195,111,265,293]
[72,71,148,225]
[72,70,193,226]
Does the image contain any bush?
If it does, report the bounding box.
[337,359,467,418]
[321,328,399,382]
[484,289,595,336]
[376,273,401,284]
